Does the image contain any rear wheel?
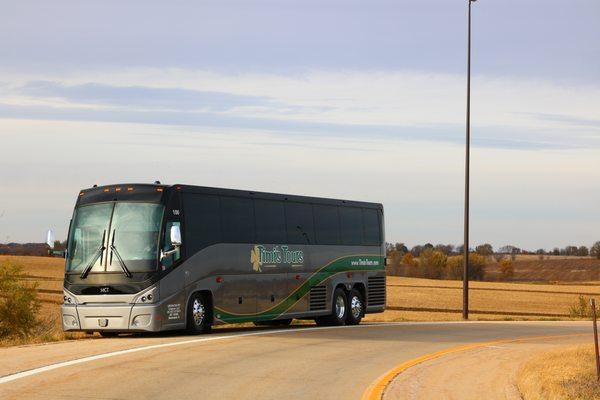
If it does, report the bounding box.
[187,293,212,334]
[315,287,348,326]
[346,288,364,325]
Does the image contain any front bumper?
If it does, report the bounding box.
[62,303,162,332]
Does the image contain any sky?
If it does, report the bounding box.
[0,0,599,250]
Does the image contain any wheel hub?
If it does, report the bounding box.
[335,295,346,319]
[193,298,205,326]
[350,295,362,319]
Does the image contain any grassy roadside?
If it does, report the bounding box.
[0,256,87,347]
[518,345,600,400]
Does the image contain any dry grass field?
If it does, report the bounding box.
[485,257,600,282]
[364,276,599,322]
[0,255,597,346]
[518,345,600,400]
[0,255,64,279]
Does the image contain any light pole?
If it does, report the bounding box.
[463,0,476,320]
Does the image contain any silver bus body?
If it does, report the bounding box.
[61,184,386,333]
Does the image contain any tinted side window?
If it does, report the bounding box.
[313,205,340,245]
[363,208,381,245]
[339,207,363,245]
[182,194,221,255]
[285,202,315,244]
[254,199,286,243]
[220,196,255,243]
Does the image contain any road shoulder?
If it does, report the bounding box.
[383,335,588,400]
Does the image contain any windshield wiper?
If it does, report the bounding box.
[109,230,132,278]
[80,230,106,279]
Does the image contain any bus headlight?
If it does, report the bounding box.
[131,314,151,327]
[135,287,159,304]
[63,314,79,327]
[63,289,78,305]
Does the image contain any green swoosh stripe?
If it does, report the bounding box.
[214,254,384,323]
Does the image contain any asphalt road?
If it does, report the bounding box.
[0,321,591,400]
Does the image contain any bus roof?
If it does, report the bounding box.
[77,183,383,210]
[175,184,382,209]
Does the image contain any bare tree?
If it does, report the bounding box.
[475,243,493,256]
[564,245,579,256]
[591,242,600,260]
[577,246,589,257]
[434,244,455,255]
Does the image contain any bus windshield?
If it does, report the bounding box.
[66,202,164,273]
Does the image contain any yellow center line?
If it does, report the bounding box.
[360,332,588,400]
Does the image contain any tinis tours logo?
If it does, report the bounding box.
[250,245,304,272]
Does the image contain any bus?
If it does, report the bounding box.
[49,183,386,335]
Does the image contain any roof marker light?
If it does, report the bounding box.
[127,187,134,192]
[115,187,122,192]
[156,188,163,192]
[103,188,110,192]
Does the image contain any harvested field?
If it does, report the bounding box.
[0,255,64,279]
[365,276,599,322]
[485,258,600,282]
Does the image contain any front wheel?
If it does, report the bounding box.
[315,287,348,326]
[187,293,212,334]
[346,289,364,325]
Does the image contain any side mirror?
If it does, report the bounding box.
[170,225,182,246]
[161,225,182,261]
[46,229,56,249]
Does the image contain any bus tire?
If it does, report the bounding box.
[187,293,212,334]
[346,288,364,325]
[315,287,348,326]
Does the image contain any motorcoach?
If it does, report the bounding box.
[48,183,386,335]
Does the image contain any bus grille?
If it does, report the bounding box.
[367,276,386,307]
[309,285,327,311]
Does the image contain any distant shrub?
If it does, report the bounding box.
[402,252,417,266]
[569,295,600,318]
[401,253,419,277]
[0,259,39,338]
[445,253,486,280]
[419,249,447,279]
[493,253,505,263]
[445,256,463,280]
[499,259,514,281]
[385,250,403,270]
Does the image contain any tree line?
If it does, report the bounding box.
[386,241,600,259]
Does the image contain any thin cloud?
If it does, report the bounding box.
[18,80,273,112]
